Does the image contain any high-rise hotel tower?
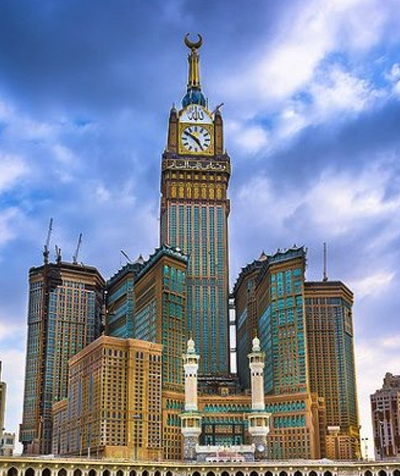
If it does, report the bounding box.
[20,260,104,454]
[160,35,230,375]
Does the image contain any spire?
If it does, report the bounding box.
[182,34,206,108]
[185,33,202,90]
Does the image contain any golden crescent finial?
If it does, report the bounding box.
[184,33,203,50]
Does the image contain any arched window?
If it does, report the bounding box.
[116,471,124,476]
[324,472,333,476]
[393,471,400,476]
[265,472,273,476]
[206,472,215,476]
[364,472,372,476]
[7,468,18,476]
[142,471,149,476]
[42,469,51,476]
[103,471,110,476]
[129,471,136,476]
[154,472,160,476]
[236,472,244,476]
[221,472,230,476]
[378,471,387,476]
[193,472,201,476]
[89,470,96,476]
[25,469,35,476]
[166,472,173,476]
[294,471,303,476]
[73,471,82,476]
[58,469,67,476]
[309,472,318,476]
[279,472,288,476]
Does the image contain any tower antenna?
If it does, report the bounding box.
[120,250,132,263]
[323,242,328,282]
[43,218,53,264]
[72,233,83,264]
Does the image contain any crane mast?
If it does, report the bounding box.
[43,218,53,264]
[72,233,83,264]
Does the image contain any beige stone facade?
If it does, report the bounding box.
[52,336,163,461]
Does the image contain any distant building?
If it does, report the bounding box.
[305,280,360,459]
[20,260,105,455]
[371,372,400,459]
[0,432,15,457]
[0,362,6,444]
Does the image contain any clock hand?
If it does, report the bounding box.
[184,131,204,150]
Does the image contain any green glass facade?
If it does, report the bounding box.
[106,261,144,339]
[106,246,188,391]
[257,248,308,395]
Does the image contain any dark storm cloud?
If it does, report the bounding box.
[0,0,296,117]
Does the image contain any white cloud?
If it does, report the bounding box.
[385,63,400,82]
[0,154,29,193]
[227,0,395,106]
[52,144,78,166]
[298,164,400,238]
[0,208,22,248]
[349,271,395,299]
[393,81,400,96]
[226,120,269,154]
[0,321,25,342]
[310,66,381,118]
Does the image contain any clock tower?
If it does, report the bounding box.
[160,35,231,375]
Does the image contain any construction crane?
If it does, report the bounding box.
[43,218,53,264]
[72,233,83,265]
[55,245,62,264]
[323,242,328,282]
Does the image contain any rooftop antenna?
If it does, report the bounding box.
[72,233,83,265]
[323,242,328,282]
[43,218,53,264]
[120,250,132,263]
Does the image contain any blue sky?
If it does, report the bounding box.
[1,0,400,455]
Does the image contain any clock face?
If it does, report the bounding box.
[181,125,211,153]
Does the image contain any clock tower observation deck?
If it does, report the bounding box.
[160,35,231,376]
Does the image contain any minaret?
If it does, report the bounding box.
[180,337,202,460]
[248,335,270,460]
